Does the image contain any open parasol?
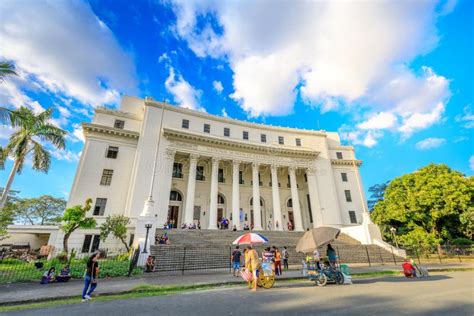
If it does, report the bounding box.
[295,227,340,253]
[232,233,269,245]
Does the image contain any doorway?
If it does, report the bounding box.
[168,205,180,228]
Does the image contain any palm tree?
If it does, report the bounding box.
[0,61,17,82]
[0,107,66,209]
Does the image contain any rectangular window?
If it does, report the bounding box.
[243,131,249,140]
[182,119,189,129]
[258,173,262,186]
[218,168,225,183]
[196,166,205,181]
[100,169,113,186]
[304,173,307,182]
[341,173,348,182]
[336,152,343,159]
[307,194,313,223]
[114,120,125,129]
[172,163,183,178]
[296,138,302,146]
[287,174,291,188]
[203,123,210,133]
[344,190,352,202]
[349,211,357,224]
[278,136,284,145]
[239,171,244,184]
[82,235,100,253]
[193,206,201,221]
[224,127,230,137]
[106,146,119,159]
[261,134,266,143]
[93,198,107,216]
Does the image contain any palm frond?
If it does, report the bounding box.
[31,140,51,173]
[0,61,17,82]
[33,123,67,150]
[0,107,13,125]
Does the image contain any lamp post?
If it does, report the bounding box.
[390,227,399,248]
[143,223,153,253]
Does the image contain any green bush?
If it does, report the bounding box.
[450,238,473,246]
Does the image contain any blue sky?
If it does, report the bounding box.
[0,0,472,200]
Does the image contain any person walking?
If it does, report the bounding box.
[82,251,100,301]
[231,246,242,277]
[246,245,260,291]
[273,246,282,276]
[282,246,289,270]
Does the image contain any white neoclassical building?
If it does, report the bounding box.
[18,96,390,254]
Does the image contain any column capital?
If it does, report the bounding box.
[165,149,176,160]
[211,157,220,165]
[270,163,280,170]
[288,165,297,173]
[189,153,200,162]
[232,159,241,166]
[252,161,260,169]
[306,167,317,176]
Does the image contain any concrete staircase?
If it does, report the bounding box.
[150,229,403,273]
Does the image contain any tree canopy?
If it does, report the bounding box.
[61,199,96,253]
[371,164,473,250]
[100,215,131,251]
[5,195,66,225]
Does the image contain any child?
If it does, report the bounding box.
[40,267,56,284]
[56,265,71,282]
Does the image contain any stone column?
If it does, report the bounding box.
[232,160,241,230]
[271,164,283,231]
[183,154,199,226]
[208,157,220,229]
[252,162,263,230]
[306,167,323,228]
[289,166,304,231]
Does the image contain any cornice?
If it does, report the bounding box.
[144,98,327,137]
[163,127,319,159]
[329,145,354,151]
[82,123,140,140]
[96,107,142,121]
[331,159,363,166]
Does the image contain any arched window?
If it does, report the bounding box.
[217,193,225,204]
[170,190,182,201]
[250,197,263,206]
[287,199,293,208]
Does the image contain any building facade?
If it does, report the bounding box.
[42,96,386,253]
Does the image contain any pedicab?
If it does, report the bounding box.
[296,227,344,287]
[232,233,275,289]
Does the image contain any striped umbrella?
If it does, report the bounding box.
[232,233,269,245]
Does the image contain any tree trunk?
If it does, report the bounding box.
[63,232,71,254]
[120,237,130,252]
[0,159,20,209]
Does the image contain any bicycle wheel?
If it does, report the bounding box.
[315,273,327,287]
[260,273,275,289]
[335,271,344,285]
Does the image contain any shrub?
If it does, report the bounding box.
[450,238,473,246]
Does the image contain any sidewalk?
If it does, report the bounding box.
[1,263,472,305]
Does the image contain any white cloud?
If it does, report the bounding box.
[221,108,228,118]
[213,80,223,93]
[165,66,205,111]
[67,124,85,143]
[455,105,474,129]
[0,80,45,113]
[0,0,137,107]
[358,112,397,130]
[470,156,474,171]
[48,148,80,162]
[168,0,452,143]
[0,125,15,141]
[415,137,446,150]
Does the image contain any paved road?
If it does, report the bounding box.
[5,272,474,315]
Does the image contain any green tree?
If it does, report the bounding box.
[0,107,66,209]
[371,164,473,250]
[459,206,474,239]
[100,215,131,252]
[0,206,13,240]
[5,195,66,225]
[61,199,96,254]
[367,181,389,211]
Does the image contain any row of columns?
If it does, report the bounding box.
[181,154,322,232]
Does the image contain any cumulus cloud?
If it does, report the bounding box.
[168,0,453,145]
[48,147,80,162]
[0,80,45,113]
[455,105,474,129]
[165,66,205,111]
[0,0,137,107]
[213,80,223,93]
[415,137,446,150]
